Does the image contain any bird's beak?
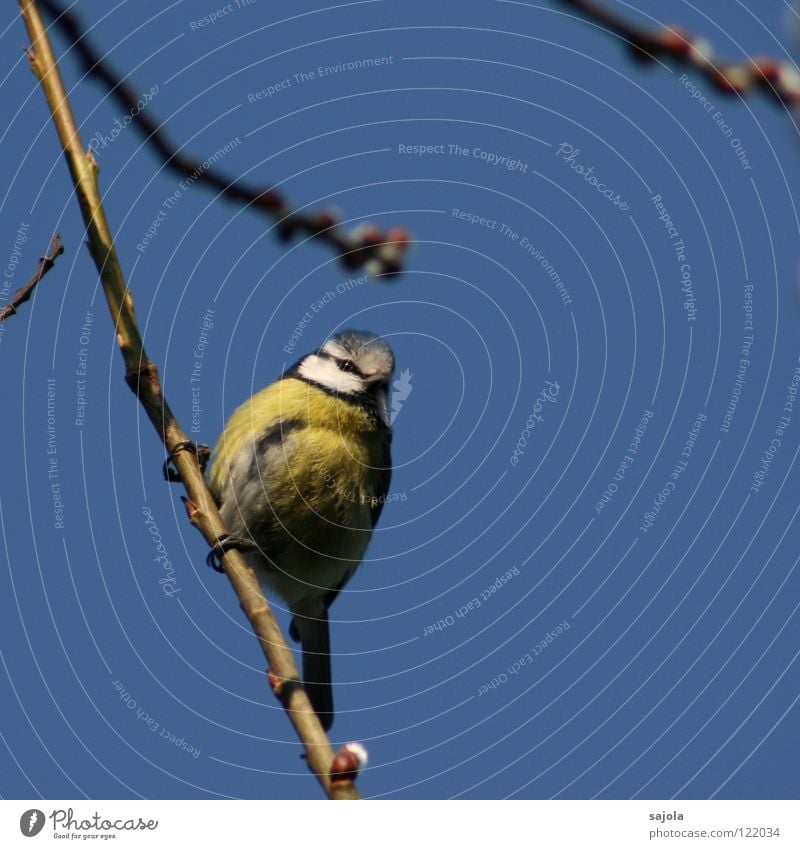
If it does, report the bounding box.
[366,375,390,394]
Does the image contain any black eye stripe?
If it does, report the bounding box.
[330,356,366,378]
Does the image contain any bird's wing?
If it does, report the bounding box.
[209,416,305,545]
[370,436,392,527]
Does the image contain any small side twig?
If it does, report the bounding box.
[20,0,360,801]
[38,0,411,277]
[555,0,800,104]
[0,233,63,323]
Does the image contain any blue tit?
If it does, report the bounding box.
[208,329,395,730]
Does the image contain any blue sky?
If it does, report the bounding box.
[1,0,799,799]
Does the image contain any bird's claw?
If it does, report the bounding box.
[163,441,212,482]
[206,534,257,572]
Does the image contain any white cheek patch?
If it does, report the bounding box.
[299,355,364,394]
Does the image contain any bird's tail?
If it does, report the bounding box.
[291,611,334,731]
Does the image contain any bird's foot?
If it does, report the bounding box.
[163,441,212,482]
[206,533,257,572]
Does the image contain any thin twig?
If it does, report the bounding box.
[19,0,360,801]
[555,0,800,104]
[0,233,63,322]
[38,0,411,276]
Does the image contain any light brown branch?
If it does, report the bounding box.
[0,233,63,322]
[20,0,359,800]
[555,0,800,103]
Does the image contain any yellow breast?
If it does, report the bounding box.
[210,377,387,531]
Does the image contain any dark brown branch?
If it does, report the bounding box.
[0,233,63,323]
[556,0,800,103]
[38,0,411,276]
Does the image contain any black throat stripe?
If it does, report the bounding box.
[280,371,389,431]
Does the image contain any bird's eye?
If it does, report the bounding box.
[339,359,356,373]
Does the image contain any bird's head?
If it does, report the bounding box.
[295,330,396,425]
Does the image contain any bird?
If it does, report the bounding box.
[207,329,395,730]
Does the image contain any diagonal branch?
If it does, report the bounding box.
[555,0,800,104]
[38,0,410,276]
[0,233,63,323]
[20,0,360,801]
